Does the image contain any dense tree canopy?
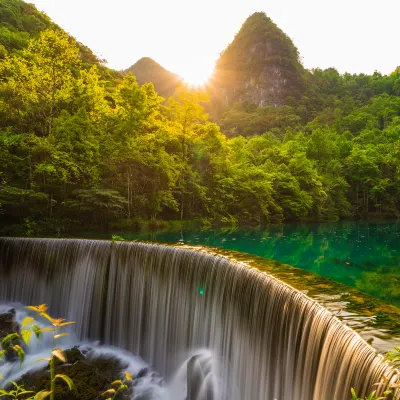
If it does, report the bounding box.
[0,4,400,235]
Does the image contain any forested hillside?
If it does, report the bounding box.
[0,3,400,235]
[0,0,102,63]
[0,0,52,55]
[211,12,306,110]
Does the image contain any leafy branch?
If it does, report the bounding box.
[0,304,74,400]
[351,347,400,399]
[101,372,133,400]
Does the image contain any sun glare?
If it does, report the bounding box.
[180,65,214,87]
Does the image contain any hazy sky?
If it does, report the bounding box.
[30,0,399,84]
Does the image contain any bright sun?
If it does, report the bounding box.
[179,64,214,87]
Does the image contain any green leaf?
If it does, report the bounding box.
[12,345,25,365]
[39,313,54,324]
[32,325,42,339]
[21,316,35,329]
[10,381,20,389]
[34,390,52,400]
[21,329,33,345]
[38,328,53,333]
[350,388,359,400]
[36,357,51,363]
[101,389,115,396]
[57,322,75,327]
[26,305,48,314]
[124,371,133,381]
[52,348,66,363]
[54,333,69,340]
[1,333,20,347]
[18,391,35,396]
[54,374,73,390]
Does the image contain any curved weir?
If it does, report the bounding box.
[0,238,398,399]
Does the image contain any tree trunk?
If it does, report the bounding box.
[28,156,32,190]
[49,192,53,218]
[127,170,131,218]
[49,61,56,136]
[180,194,184,221]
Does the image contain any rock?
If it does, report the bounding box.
[0,310,19,340]
[0,310,20,361]
[18,348,133,400]
[53,347,85,367]
[136,367,149,379]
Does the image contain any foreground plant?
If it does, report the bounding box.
[351,347,400,399]
[351,380,395,399]
[0,304,75,400]
[25,305,75,400]
[0,380,35,399]
[385,347,400,370]
[102,371,133,399]
[1,333,27,367]
[111,235,125,243]
[1,304,134,400]
[351,388,388,400]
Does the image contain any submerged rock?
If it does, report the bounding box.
[136,367,149,379]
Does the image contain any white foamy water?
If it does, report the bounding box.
[0,303,218,400]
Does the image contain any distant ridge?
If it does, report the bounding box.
[124,57,182,98]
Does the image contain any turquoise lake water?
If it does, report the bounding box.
[124,221,400,307]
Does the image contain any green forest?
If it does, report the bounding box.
[1,1,400,235]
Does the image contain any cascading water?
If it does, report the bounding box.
[0,303,167,399]
[0,238,398,400]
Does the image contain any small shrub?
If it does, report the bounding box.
[111,234,125,242]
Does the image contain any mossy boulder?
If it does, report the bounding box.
[0,309,20,360]
[18,348,133,400]
[0,309,19,339]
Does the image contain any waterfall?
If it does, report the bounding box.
[0,238,397,400]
